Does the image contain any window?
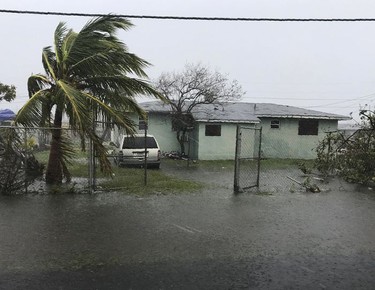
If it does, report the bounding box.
[122,136,158,149]
[205,124,221,136]
[298,119,319,135]
[270,120,280,129]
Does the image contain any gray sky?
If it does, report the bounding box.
[1,0,375,121]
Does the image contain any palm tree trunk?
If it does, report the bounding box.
[45,108,63,184]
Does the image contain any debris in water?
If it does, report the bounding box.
[287,176,321,193]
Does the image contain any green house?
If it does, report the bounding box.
[112,101,349,160]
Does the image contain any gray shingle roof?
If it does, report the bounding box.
[191,102,260,123]
[139,101,171,113]
[139,101,349,123]
[253,103,349,120]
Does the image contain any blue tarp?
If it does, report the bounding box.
[0,109,15,121]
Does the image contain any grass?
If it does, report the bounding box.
[33,150,204,195]
[99,167,203,195]
[162,158,314,170]
[33,149,314,195]
[162,159,249,172]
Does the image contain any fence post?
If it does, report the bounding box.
[256,127,262,188]
[88,137,94,194]
[187,131,191,167]
[234,124,241,193]
[144,128,148,186]
[23,127,28,194]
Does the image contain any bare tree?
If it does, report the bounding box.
[155,63,244,155]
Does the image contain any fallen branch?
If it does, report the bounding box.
[287,176,321,193]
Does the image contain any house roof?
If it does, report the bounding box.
[191,102,260,123]
[139,101,349,123]
[139,101,171,113]
[140,101,260,123]
[252,103,349,120]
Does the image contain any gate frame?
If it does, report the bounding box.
[234,125,262,193]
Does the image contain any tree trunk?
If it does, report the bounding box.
[45,108,63,184]
[177,130,186,155]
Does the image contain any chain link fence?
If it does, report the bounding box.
[0,125,93,194]
[0,125,157,195]
[233,125,354,194]
[1,123,362,195]
[259,126,318,193]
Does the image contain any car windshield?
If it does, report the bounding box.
[122,137,158,149]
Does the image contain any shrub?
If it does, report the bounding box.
[0,127,44,195]
[314,109,375,185]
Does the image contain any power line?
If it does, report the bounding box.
[2,9,375,22]
[304,92,375,108]
[248,97,361,101]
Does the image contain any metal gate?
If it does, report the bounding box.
[234,125,262,193]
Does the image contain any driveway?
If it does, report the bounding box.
[0,162,374,289]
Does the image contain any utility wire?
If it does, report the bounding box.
[2,9,375,21]
[304,92,375,108]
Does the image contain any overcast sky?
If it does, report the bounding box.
[1,0,375,121]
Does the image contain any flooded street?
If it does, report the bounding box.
[0,173,375,289]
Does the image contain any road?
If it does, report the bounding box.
[0,175,374,289]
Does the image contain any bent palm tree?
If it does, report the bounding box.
[15,16,162,184]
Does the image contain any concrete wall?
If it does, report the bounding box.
[111,113,339,160]
[195,118,338,160]
[111,112,181,154]
[196,123,237,160]
[145,113,180,153]
[260,118,338,159]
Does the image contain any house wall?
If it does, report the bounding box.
[111,112,340,160]
[111,112,181,154]
[189,125,200,159]
[260,118,338,159]
[146,113,181,153]
[196,118,338,160]
[196,123,240,160]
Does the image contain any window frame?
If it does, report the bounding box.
[270,119,280,129]
[298,119,319,136]
[205,124,222,136]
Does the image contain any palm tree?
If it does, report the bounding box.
[15,16,163,184]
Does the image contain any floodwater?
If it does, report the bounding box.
[0,165,375,289]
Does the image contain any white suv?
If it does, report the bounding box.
[114,134,161,168]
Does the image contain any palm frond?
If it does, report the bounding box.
[54,22,68,65]
[61,29,77,63]
[52,132,76,182]
[15,90,49,127]
[82,75,165,101]
[59,133,76,164]
[57,80,89,130]
[65,17,150,79]
[61,80,137,131]
[42,47,57,80]
[80,16,133,35]
[27,74,51,96]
